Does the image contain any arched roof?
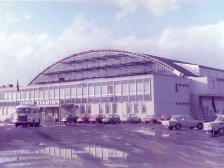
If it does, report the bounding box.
[29,49,197,85]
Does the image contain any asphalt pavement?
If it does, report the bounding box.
[0,122,224,168]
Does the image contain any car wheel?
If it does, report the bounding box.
[218,128,224,135]
[168,126,173,130]
[197,123,203,130]
[211,131,218,135]
[175,124,181,130]
[190,127,194,129]
[15,124,18,127]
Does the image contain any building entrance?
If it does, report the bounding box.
[40,107,59,122]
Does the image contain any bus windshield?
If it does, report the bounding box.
[16,108,32,114]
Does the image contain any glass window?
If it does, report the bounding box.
[49,88,54,99]
[5,107,8,116]
[65,87,70,99]
[30,89,34,100]
[122,81,128,96]
[71,85,76,98]
[12,92,16,101]
[39,88,44,100]
[25,91,29,100]
[136,79,143,95]
[114,81,121,96]
[59,86,65,99]
[21,90,26,100]
[101,83,107,96]
[144,79,150,94]
[83,84,88,98]
[129,80,136,95]
[175,83,178,92]
[77,84,82,98]
[44,88,49,100]
[54,87,59,98]
[99,104,104,113]
[112,103,118,113]
[105,104,110,113]
[108,86,113,95]
[17,92,21,101]
[7,92,12,101]
[34,88,39,100]
[126,103,132,113]
[80,105,85,114]
[107,81,114,95]
[141,102,147,113]
[134,102,140,113]
[88,83,94,97]
[0,94,4,101]
[86,104,91,114]
[94,83,101,97]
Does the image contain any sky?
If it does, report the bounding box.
[0,0,224,85]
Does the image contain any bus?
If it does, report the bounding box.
[13,105,41,127]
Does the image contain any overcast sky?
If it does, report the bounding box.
[0,0,224,85]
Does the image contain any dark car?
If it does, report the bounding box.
[89,114,106,123]
[102,114,120,124]
[61,114,78,123]
[77,114,91,123]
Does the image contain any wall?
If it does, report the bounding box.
[152,75,190,117]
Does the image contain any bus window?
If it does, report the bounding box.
[16,108,23,114]
[23,108,30,114]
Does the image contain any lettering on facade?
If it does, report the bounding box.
[20,100,60,106]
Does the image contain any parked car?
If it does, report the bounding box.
[158,114,171,123]
[203,115,224,135]
[89,114,106,123]
[61,114,78,124]
[120,114,141,123]
[142,115,160,124]
[102,114,120,124]
[77,114,91,123]
[161,115,204,130]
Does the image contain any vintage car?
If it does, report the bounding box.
[203,115,224,135]
[61,114,78,124]
[120,114,141,123]
[142,115,160,124]
[102,114,120,124]
[77,114,91,123]
[89,114,106,123]
[161,115,204,130]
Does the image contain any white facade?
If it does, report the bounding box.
[0,74,192,121]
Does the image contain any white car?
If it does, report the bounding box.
[161,115,204,130]
[203,115,224,135]
[142,115,160,124]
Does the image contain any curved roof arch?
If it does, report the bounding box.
[29,49,193,85]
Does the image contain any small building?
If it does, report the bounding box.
[0,49,223,121]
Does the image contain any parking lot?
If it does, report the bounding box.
[0,122,224,168]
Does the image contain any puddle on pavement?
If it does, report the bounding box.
[0,145,128,168]
[84,145,128,167]
[136,129,156,136]
[135,129,170,138]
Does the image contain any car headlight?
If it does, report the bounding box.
[203,123,211,130]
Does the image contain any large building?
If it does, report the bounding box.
[0,49,224,122]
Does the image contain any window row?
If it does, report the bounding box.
[0,78,151,101]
